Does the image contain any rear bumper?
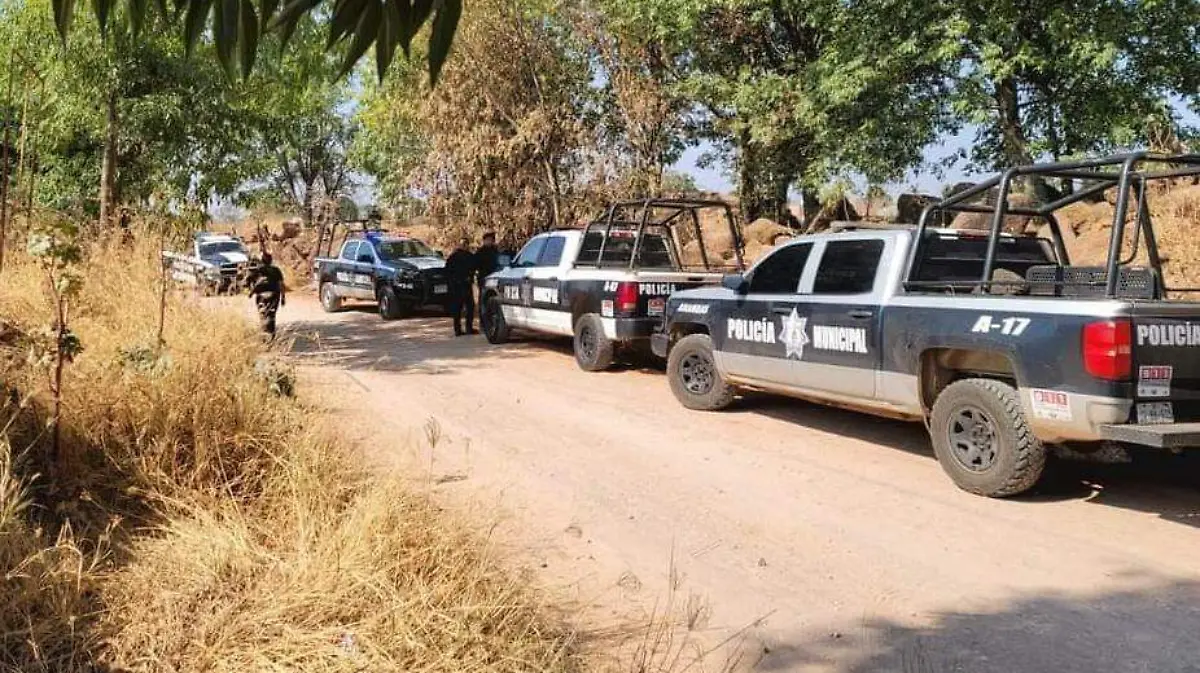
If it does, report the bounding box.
[604,317,659,342]
[1099,423,1200,449]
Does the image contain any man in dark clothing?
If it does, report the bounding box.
[474,231,499,321]
[444,238,477,336]
[247,252,286,337]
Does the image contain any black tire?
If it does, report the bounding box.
[378,286,406,320]
[573,314,614,372]
[481,295,511,344]
[666,333,735,410]
[319,282,342,313]
[929,378,1046,498]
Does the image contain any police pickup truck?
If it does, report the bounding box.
[163,232,255,294]
[481,198,745,371]
[315,232,451,319]
[653,153,1200,498]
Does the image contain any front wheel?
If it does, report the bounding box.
[379,286,407,320]
[573,314,614,372]
[929,378,1046,498]
[667,333,735,410]
[319,283,342,313]
[481,295,511,344]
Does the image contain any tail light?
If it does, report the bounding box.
[616,282,639,315]
[1082,319,1132,380]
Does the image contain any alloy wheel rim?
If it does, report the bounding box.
[679,351,714,395]
[947,405,1000,472]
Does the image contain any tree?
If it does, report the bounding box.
[237,16,359,226]
[581,0,690,196]
[934,0,1200,186]
[358,0,594,240]
[1,0,266,219]
[673,0,952,224]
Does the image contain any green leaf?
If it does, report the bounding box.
[183,0,214,57]
[213,0,240,77]
[328,0,369,48]
[427,0,460,86]
[337,0,381,79]
[259,0,280,31]
[91,0,113,36]
[377,0,401,80]
[239,0,259,78]
[52,0,76,41]
[128,0,148,35]
[272,0,323,50]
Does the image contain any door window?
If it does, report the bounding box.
[813,240,885,295]
[356,243,376,264]
[339,241,360,261]
[513,237,547,268]
[748,243,813,294]
[537,235,567,266]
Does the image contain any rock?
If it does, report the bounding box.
[744,218,794,246]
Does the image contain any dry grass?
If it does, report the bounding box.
[0,231,579,672]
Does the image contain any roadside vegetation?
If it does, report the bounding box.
[0,231,579,672]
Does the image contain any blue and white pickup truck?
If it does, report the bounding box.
[313,232,451,320]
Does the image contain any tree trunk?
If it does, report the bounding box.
[99,90,119,226]
[301,177,316,227]
[802,189,821,231]
[995,76,1032,167]
[736,130,760,223]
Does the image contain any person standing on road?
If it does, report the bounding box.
[247,252,286,338]
[445,237,477,336]
[474,231,499,320]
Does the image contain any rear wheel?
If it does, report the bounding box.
[667,334,735,410]
[929,378,1046,497]
[379,286,406,320]
[319,283,342,312]
[482,295,511,344]
[573,314,614,372]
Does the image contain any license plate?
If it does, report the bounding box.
[1137,402,1174,425]
[648,298,665,316]
[434,284,448,294]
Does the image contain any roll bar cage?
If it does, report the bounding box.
[905,152,1200,298]
[578,198,746,272]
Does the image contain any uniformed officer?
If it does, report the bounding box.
[474,231,499,320]
[445,237,477,336]
[247,252,286,337]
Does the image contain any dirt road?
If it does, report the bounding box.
[279,296,1200,672]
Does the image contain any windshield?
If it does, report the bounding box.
[200,241,247,256]
[377,239,437,260]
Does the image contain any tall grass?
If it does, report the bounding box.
[0,233,578,672]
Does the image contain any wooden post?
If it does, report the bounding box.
[0,48,16,273]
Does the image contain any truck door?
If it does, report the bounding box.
[793,238,887,398]
[333,242,360,298]
[496,236,547,328]
[354,242,379,299]
[526,233,571,334]
[714,242,813,386]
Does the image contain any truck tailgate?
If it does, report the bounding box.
[630,271,723,317]
[1130,305,1200,424]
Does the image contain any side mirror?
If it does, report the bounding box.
[722,273,749,295]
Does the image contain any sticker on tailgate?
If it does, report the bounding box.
[1137,365,1173,398]
[648,297,665,316]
